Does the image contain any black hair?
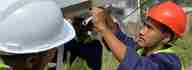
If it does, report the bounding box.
[159,22,176,42]
[159,22,177,48]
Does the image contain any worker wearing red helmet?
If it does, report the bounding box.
[91,1,186,70]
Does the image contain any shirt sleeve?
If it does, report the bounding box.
[114,30,136,49]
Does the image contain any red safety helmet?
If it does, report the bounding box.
[146,1,187,37]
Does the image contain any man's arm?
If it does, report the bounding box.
[90,7,128,62]
[101,30,127,62]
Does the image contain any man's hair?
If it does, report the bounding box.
[159,22,177,42]
[158,22,178,48]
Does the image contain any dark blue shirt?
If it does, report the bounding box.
[115,31,181,70]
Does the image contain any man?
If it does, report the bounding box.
[91,1,186,70]
[50,16,103,70]
[0,0,75,70]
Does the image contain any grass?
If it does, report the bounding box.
[63,47,118,70]
[173,33,192,70]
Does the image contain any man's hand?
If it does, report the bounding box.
[90,7,127,62]
[90,7,110,33]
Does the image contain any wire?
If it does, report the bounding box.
[124,0,148,17]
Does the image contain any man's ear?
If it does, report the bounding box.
[161,33,171,44]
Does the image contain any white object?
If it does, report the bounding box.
[56,45,64,70]
[54,0,88,8]
[82,16,93,25]
[0,0,75,54]
[183,7,192,14]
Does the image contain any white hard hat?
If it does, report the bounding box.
[0,0,75,54]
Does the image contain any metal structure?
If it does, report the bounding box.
[54,0,88,8]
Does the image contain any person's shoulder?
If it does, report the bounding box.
[150,53,180,63]
[150,53,181,70]
[151,46,180,60]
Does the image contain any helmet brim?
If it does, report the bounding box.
[0,19,76,54]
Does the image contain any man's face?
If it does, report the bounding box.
[135,19,165,48]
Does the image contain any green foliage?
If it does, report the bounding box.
[171,36,192,70]
[63,47,118,70]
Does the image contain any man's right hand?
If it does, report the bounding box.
[90,7,110,33]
